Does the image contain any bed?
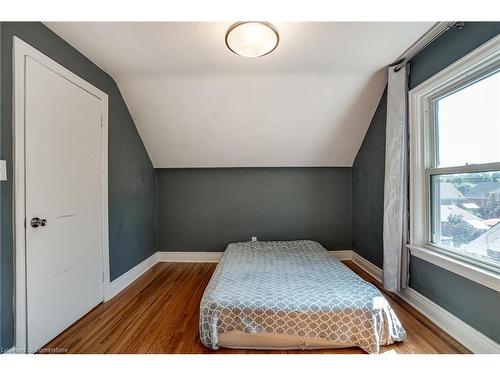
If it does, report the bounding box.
[199,240,405,354]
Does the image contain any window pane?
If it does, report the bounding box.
[434,70,500,167]
[430,172,500,267]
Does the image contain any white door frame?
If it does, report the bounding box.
[13,36,110,353]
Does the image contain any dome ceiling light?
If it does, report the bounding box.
[225,21,279,58]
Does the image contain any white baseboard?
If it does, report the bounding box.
[107,251,223,300]
[328,250,352,261]
[108,252,157,300]
[105,248,499,353]
[347,250,500,354]
[397,287,500,354]
[155,250,352,263]
[3,346,18,354]
[106,250,352,299]
[156,251,223,263]
[350,251,383,282]
[158,250,353,263]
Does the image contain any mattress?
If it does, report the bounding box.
[199,240,405,353]
[218,330,351,350]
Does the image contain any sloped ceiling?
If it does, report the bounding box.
[45,22,434,167]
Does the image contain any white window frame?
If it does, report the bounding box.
[408,34,500,292]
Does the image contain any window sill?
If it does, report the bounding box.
[407,244,500,293]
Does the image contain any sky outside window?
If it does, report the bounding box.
[435,70,500,168]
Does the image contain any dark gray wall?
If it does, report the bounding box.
[409,257,500,342]
[351,22,500,343]
[157,168,352,251]
[352,88,387,268]
[407,22,500,343]
[0,22,157,350]
[409,22,500,89]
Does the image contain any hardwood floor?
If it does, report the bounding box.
[41,261,471,354]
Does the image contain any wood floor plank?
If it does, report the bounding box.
[41,261,471,354]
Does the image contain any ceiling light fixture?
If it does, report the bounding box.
[225,21,279,58]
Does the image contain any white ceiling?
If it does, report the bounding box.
[45,22,434,167]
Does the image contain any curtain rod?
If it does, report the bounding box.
[392,21,464,72]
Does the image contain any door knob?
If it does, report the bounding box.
[30,217,47,228]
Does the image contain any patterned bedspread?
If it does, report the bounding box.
[199,240,405,353]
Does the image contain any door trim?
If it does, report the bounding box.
[13,36,110,353]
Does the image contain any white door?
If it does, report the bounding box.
[24,55,104,350]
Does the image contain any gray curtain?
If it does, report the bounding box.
[382,64,410,292]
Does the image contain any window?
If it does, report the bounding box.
[434,71,500,168]
[430,172,500,267]
[429,71,500,269]
[409,35,500,289]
